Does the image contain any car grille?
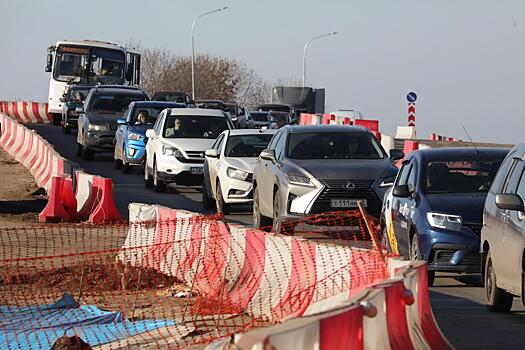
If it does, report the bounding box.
[179,151,205,164]
[308,178,382,217]
[464,223,482,237]
[109,123,118,131]
[433,251,480,267]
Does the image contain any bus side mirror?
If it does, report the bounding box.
[45,53,53,72]
[126,66,133,81]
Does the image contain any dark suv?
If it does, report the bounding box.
[61,84,94,134]
[76,85,148,159]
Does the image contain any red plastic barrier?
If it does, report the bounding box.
[61,176,77,219]
[39,176,70,223]
[382,280,415,350]
[89,177,122,224]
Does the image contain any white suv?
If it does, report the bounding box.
[144,108,233,192]
[202,129,277,213]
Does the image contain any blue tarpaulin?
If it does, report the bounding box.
[0,293,175,349]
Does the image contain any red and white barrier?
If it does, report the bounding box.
[118,203,387,322]
[0,101,51,124]
[298,113,321,126]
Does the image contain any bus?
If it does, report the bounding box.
[45,40,141,125]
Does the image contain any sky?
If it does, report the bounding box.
[1,0,524,143]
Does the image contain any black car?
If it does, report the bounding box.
[76,85,148,159]
[151,91,190,104]
[61,84,94,134]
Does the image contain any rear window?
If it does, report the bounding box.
[287,132,384,160]
[163,115,231,139]
[91,93,145,113]
[224,134,274,157]
[251,113,269,122]
[424,158,505,194]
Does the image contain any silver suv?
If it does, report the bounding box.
[252,125,403,232]
[481,143,525,312]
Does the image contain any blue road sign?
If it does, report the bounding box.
[407,92,417,102]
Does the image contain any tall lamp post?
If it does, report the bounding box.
[191,7,228,100]
[302,31,338,87]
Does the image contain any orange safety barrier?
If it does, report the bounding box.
[88,177,122,224]
[38,176,70,223]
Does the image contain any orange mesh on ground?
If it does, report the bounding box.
[0,210,388,349]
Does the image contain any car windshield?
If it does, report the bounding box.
[163,115,230,139]
[270,112,289,124]
[130,107,167,126]
[91,94,145,113]
[152,93,187,103]
[54,46,125,84]
[68,88,91,103]
[424,159,504,194]
[251,112,269,122]
[287,132,385,160]
[225,134,274,158]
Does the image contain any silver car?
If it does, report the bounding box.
[481,143,525,312]
[252,125,403,232]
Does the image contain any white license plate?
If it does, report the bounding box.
[330,199,367,208]
[190,167,203,175]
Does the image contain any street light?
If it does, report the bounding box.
[191,6,228,100]
[302,31,338,87]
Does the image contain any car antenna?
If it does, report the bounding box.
[462,126,479,154]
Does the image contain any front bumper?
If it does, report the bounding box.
[419,224,481,273]
[84,132,116,152]
[124,141,146,165]
[155,154,204,185]
[220,177,253,204]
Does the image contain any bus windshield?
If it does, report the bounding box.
[53,45,125,84]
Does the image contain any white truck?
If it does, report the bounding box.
[45,40,141,125]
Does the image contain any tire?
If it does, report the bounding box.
[114,158,123,169]
[144,163,154,188]
[62,125,71,135]
[253,185,272,230]
[52,113,61,126]
[202,185,216,211]
[153,161,166,193]
[76,142,83,157]
[410,234,435,286]
[122,161,132,173]
[485,251,513,312]
[215,181,230,215]
[81,146,94,160]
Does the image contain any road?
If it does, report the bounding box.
[33,123,525,349]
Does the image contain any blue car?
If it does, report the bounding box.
[114,101,186,172]
[382,147,508,285]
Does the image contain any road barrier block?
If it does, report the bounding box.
[61,176,77,219]
[89,177,122,224]
[38,176,70,223]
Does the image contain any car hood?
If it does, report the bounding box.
[85,112,121,124]
[224,157,257,173]
[425,193,487,222]
[285,158,395,179]
[127,125,149,135]
[162,138,215,152]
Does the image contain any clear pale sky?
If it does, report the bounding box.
[1,0,524,143]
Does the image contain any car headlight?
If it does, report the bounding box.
[128,132,143,141]
[88,124,108,132]
[227,167,249,181]
[427,212,463,231]
[162,145,183,157]
[285,173,314,187]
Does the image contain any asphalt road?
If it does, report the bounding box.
[33,124,525,349]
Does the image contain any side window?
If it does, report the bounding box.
[407,163,417,193]
[274,133,287,161]
[154,112,165,135]
[516,169,525,200]
[504,159,525,194]
[395,162,412,186]
[268,131,282,150]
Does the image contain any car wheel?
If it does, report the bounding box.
[381,224,392,254]
[62,125,71,135]
[485,250,513,312]
[272,191,285,233]
[215,181,230,215]
[81,146,94,160]
[202,185,216,211]
[253,186,272,230]
[76,142,83,157]
[114,158,123,169]
[153,161,166,193]
[410,234,435,286]
[144,163,154,188]
[122,161,132,173]
[52,113,61,126]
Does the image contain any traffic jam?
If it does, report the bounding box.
[43,39,525,315]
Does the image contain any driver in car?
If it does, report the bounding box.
[135,111,148,125]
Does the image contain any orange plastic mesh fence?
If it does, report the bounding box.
[0,210,388,349]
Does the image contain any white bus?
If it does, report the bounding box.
[45,40,141,125]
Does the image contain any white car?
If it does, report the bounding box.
[202,129,277,213]
[144,108,233,192]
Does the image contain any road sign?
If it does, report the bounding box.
[407,92,417,103]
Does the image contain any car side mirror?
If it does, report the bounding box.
[393,184,411,198]
[389,149,404,162]
[205,149,218,158]
[260,149,276,163]
[117,118,127,125]
[496,193,524,211]
[75,107,84,113]
[145,129,156,139]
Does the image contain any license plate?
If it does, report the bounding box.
[330,199,367,208]
[190,167,203,175]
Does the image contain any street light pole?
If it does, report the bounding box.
[302,31,338,87]
[191,7,228,100]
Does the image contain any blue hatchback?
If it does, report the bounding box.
[382,147,508,285]
[114,101,186,172]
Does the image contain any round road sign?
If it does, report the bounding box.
[407,92,417,102]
